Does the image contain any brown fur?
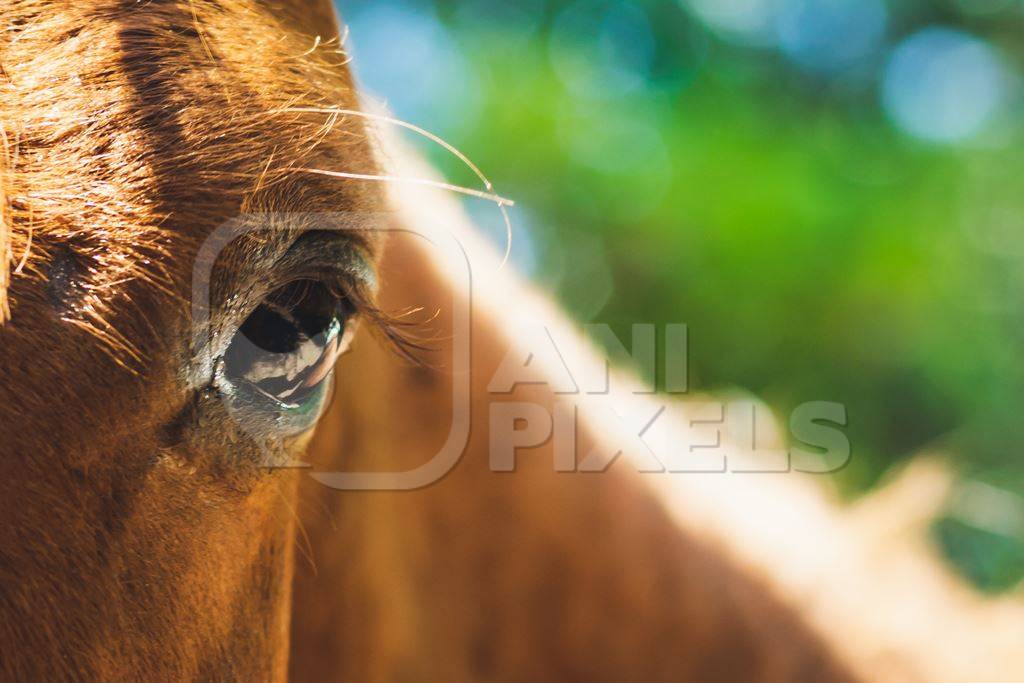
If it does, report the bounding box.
[1,2,1020,681]
[0,0,379,678]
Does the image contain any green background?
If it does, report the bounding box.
[338,0,1024,592]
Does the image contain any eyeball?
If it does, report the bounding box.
[221,279,354,434]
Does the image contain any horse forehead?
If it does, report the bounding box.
[1,1,375,294]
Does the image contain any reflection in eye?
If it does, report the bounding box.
[223,280,354,409]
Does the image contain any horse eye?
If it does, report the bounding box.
[223,280,353,409]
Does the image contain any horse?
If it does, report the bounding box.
[0,1,1020,680]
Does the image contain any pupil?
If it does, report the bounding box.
[266,280,337,340]
[237,303,299,354]
[223,279,348,403]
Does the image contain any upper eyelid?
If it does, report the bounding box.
[274,233,375,289]
[205,231,372,345]
[271,239,375,326]
[243,231,418,362]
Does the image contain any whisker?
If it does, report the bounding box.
[295,35,322,60]
[187,0,216,64]
[0,121,12,321]
[279,106,515,268]
[273,478,318,576]
[253,148,277,195]
[14,203,32,276]
[283,107,493,189]
[292,167,515,206]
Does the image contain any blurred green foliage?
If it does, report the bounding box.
[341,0,1024,591]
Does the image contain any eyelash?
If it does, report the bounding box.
[343,289,428,365]
[311,274,417,358]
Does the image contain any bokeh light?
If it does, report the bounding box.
[776,0,887,73]
[681,0,783,46]
[549,0,656,100]
[881,28,1008,144]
